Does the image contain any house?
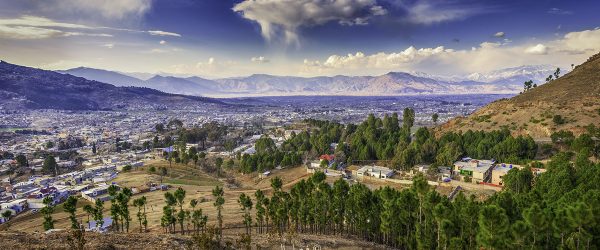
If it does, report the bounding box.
[0,199,28,214]
[356,165,394,179]
[491,163,520,185]
[453,159,495,183]
[491,163,547,186]
[88,217,113,233]
[319,154,335,163]
[81,184,115,203]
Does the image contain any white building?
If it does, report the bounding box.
[356,165,395,179]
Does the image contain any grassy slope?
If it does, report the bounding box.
[439,52,600,138]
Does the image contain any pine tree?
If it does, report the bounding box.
[212,185,225,241]
[41,196,55,231]
[64,196,79,229]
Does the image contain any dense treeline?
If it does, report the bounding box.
[263,109,539,172]
[252,149,599,249]
[239,136,303,173]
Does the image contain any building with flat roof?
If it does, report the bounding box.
[356,165,394,179]
[453,159,495,183]
[491,163,520,186]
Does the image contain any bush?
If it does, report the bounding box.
[148,166,156,173]
[122,165,132,172]
[552,115,565,125]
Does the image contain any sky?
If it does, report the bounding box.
[0,0,599,78]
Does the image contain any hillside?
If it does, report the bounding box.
[440,52,600,138]
[0,61,224,110]
[57,67,145,87]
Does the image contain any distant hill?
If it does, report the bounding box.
[57,67,145,87]
[57,65,557,97]
[145,75,222,96]
[439,52,600,138]
[0,61,225,110]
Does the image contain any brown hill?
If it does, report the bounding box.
[439,52,600,139]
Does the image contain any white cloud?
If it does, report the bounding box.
[301,28,600,76]
[233,0,386,45]
[148,30,181,37]
[525,44,548,55]
[0,16,116,39]
[494,31,505,38]
[404,2,474,25]
[159,40,166,45]
[36,0,152,20]
[558,29,600,54]
[547,8,573,15]
[251,56,270,63]
[102,43,114,49]
[303,46,450,72]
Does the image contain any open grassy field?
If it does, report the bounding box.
[6,159,494,235]
[7,160,311,233]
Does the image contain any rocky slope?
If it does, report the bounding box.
[439,52,600,138]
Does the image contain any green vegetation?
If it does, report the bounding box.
[63,196,79,229]
[523,80,534,92]
[42,155,58,176]
[432,113,439,124]
[553,114,566,125]
[41,197,55,231]
[247,150,600,249]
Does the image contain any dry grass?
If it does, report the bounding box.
[439,51,600,138]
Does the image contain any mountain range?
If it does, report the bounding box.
[58,65,559,97]
[0,61,225,110]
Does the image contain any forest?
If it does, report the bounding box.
[237,109,539,173]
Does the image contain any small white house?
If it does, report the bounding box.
[356,165,394,179]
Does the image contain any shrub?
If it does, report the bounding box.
[552,115,565,125]
[122,164,132,172]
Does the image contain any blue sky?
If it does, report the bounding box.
[0,0,599,78]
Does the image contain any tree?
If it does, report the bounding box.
[254,189,266,234]
[46,141,55,149]
[42,155,58,176]
[133,196,148,232]
[162,192,177,233]
[92,199,104,230]
[215,157,223,176]
[554,67,561,79]
[155,123,165,133]
[1,210,12,230]
[403,108,415,131]
[15,154,28,167]
[477,205,510,249]
[212,186,225,241]
[64,196,79,229]
[523,80,533,92]
[431,113,439,124]
[41,196,55,231]
[502,166,534,193]
[174,187,187,234]
[118,188,133,232]
[238,193,253,235]
[160,167,168,183]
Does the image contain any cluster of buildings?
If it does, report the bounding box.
[0,165,119,224]
[451,158,546,186]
